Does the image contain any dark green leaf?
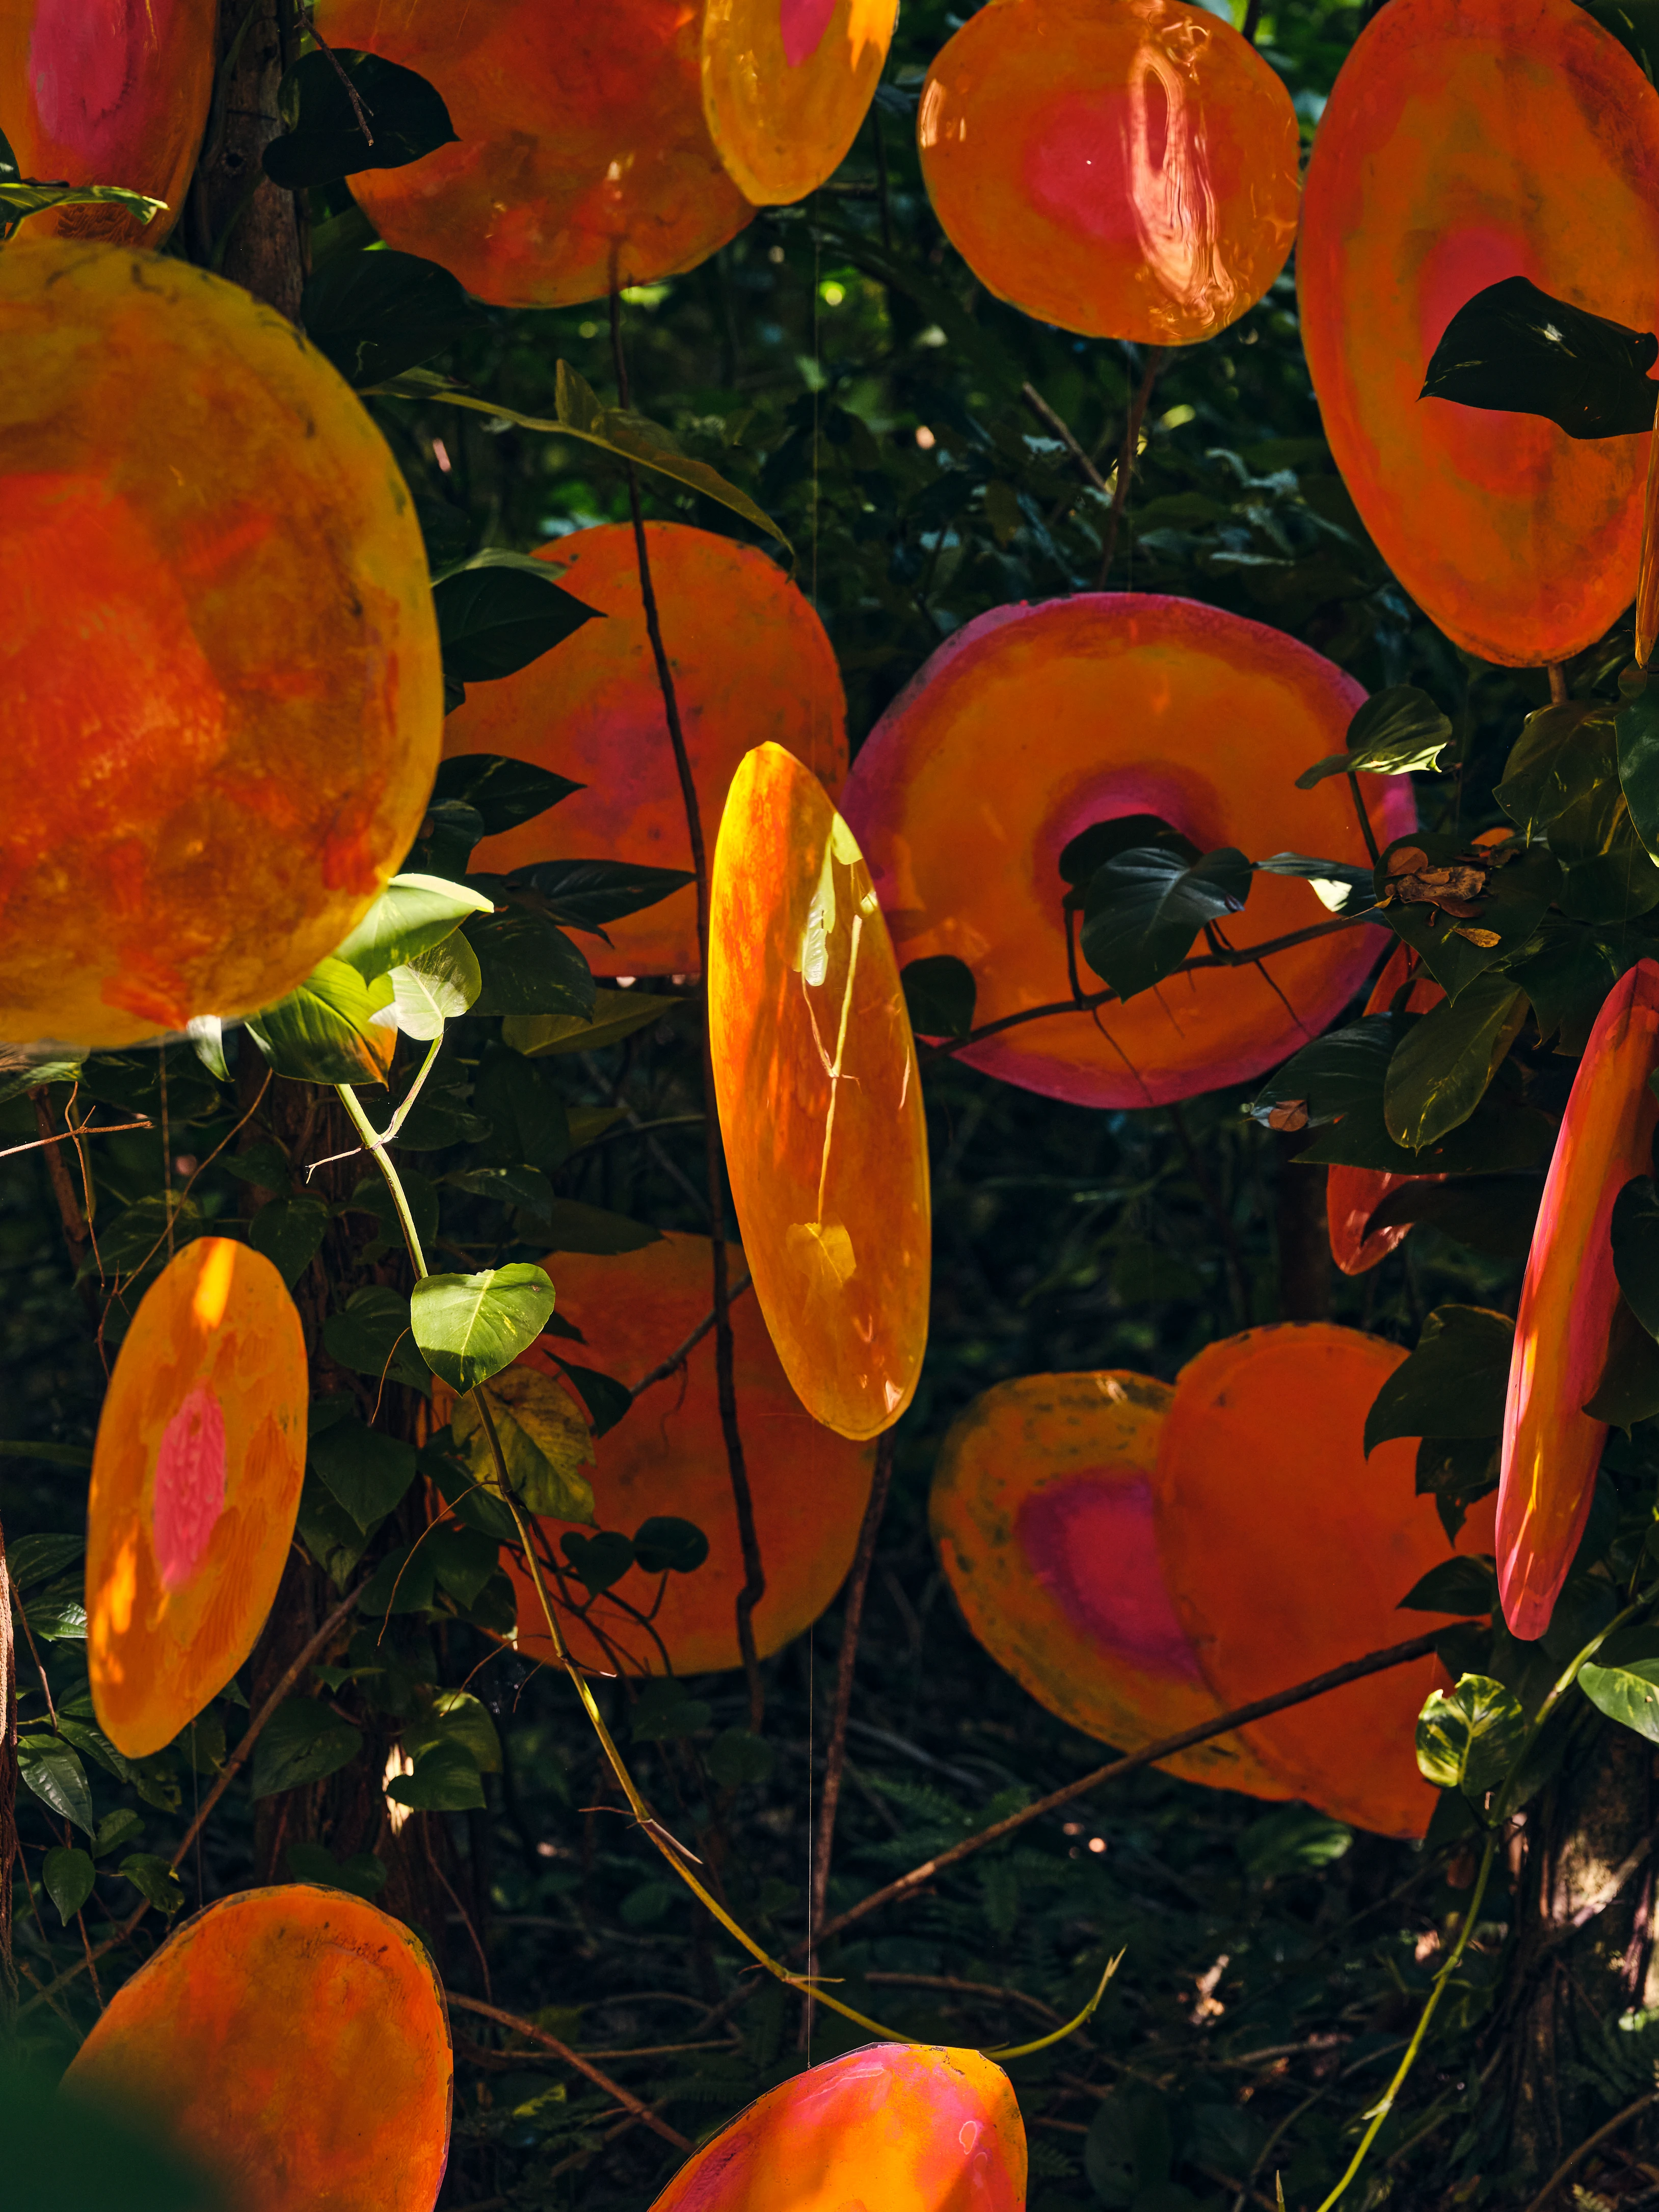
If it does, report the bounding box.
[901,955,977,1040]
[1057,815,1197,890]
[448,1163,553,1216]
[91,1807,144,1860]
[1388,848,1563,1000]
[433,753,583,834]
[706,1729,775,1789]
[1585,1295,1659,1429]
[411,1263,556,1392]
[510,858,695,930]
[1295,1088,1557,1176]
[8,2062,229,2210]
[1383,974,1526,1150]
[221,1140,292,1191]
[75,1193,205,1284]
[1506,921,1627,1052]
[119,1852,184,1916]
[467,907,595,1019]
[422,1438,520,1541]
[1296,685,1453,786]
[470,1047,572,1175]
[250,1699,363,1798]
[1614,1176,1659,1337]
[631,1676,712,1742]
[358,1538,438,1616]
[1617,662,1659,865]
[1364,1304,1514,1454]
[1497,700,1617,838]
[1249,1013,1406,1127]
[1415,1673,1526,1797]
[42,1844,95,1923]
[308,1418,418,1530]
[322,1286,432,1394]
[1398,1556,1499,1615]
[302,248,486,387]
[502,988,681,1056]
[1580,1654,1659,1743]
[247,1194,330,1287]
[296,1473,372,1583]
[429,1523,506,1608]
[387,1737,486,1812]
[633,1516,710,1575]
[561,1529,635,1596]
[435,554,602,685]
[543,1200,662,1256]
[264,49,457,189]
[1236,1805,1353,1882]
[245,957,395,1085]
[409,1689,502,1774]
[553,1360,633,1438]
[8,1533,83,1588]
[1421,275,1659,439]
[0,1056,81,1106]
[1081,846,1251,997]
[17,1737,93,1830]
[1364,1174,1542,1260]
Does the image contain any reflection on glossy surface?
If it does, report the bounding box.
[709,744,930,1441]
[917,0,1299,342]
[1300,0,1659,668]
[1499,961,1659,1640]
[316,0,752,307]
[64,1887,451,2212]
[1327,942,1447,1275]
[701,0,898,206]
[931,1372,1289,1798]
[841,595,1413,1110]
[1156,1325,1498,1839]
[444,523,846,978]
[87,1241,306,1758]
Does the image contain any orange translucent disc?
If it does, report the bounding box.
[1327,942,1447,1275]
[87,1240,307,1758]
[444,523,847,977]
[62,1886,451,2210]
[708,744,931,1440]
[1155,1325,1497,1838]
[1299,0,1659,668]
[0,0,214,248]
[841,595,1415,1109]
[917,0,1300,343]
[931,1372,1288,1798]
[0,236,442,1051]
[701,0,898,206]
[500,1234,875,1674]
[315,0,752,307]
[650,2043,1025,2212]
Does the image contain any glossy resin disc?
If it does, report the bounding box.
[650,2043,1025,2212]
[444,523,847,978]
[0,236,442,1051]
[702,0,899,206]
[709,744,931,1440]
[841,595,1414,1109]
[931,1372,1288,1799]
[1155,1324,1497,1838]
[917,0,1300,343]
[0,0,215,247]
[315,0,753,307]
[1298,0,1659,667]
[62,1886,451,2211]
[1327,942,1446,1276]
[502,1233,875,1675]
[88,1239,307,1758]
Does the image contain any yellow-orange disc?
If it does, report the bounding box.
[0,235,442,1051]
[62,1886,451,2211]
[917,0,1300,343]
[443,523,847,978]
[702,0,899,207]
[931,1373,1287,1798]
[709,743,930,1440]
[87,1239,307,1758]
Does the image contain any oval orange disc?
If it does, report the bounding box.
[0,0,215,248]
[500,1234,874,1674]
[62,1886,451,2211]
[315,0,752,306]
[917,0,1300,343]
[0,236,442,1051]
[931,1372,1288,1799]
[841,595,1414,1109]
[1299,0,1659,668]
[709,744,931,1440]
[444,523,847,978]
[702,0,899,206]
[87,1239,307,1758]
[1327,942,1447,1275]
[1155,1324,1497,1838]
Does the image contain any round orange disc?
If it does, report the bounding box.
[0,236,443,1052]
[701,0,899,207]
[314,0,753,307]
[62,1886,451,2211]
[841,594,1415,1109]
[1327,941,1446,1276]
[1154,1324,1497,1838]
[500,1234,875,1675]
[444,523,847,978]
[917,0,1300,343]
[87,1239,308,1759]
[709,744,931,1440]
[1298,0,1659,668]
[931,1372,1288,1799]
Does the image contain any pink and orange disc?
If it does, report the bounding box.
[1327,942,1446,1276]
[709,743,930,1441]
[702,0,899,207]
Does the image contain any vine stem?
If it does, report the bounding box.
[334,1040,445,1275]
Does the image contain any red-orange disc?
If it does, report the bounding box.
[87,1239,307,1758]
[443,523,847,978]
[709,744,931,1440]
[702,0,899,206]
[1299,0,1659,668]
[917,0,1300,343]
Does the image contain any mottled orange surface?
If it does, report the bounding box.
[316,0,752,306]
[445,524,847,978]
[931,1372,1288,1799]
[1299,0,1659,668]
[841,595,1414,1109]
[1500,961,1659,1639]
[702,0,898,206]
[503,1235,875,1675]
[709,745,931,1440]
[917,0,1299,343]
[650,2043,1025,2212]
[1327,942,1447,1275]
[62,1886,451,2211]
[87,1240,307,1758]
[1155,1325,1497,1838]
[0,236,442,1051]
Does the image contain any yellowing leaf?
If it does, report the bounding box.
[452,1366,596,1524]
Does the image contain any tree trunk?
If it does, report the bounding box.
[192,0,306,317]
[1275,1137,1331,1323]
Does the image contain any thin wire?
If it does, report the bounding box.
[807,1628,815,2064]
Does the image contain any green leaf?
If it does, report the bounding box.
[448,1163,553,1216]
[247,1194,331,1288]
[250,1699,363,1798]
[561,1529,634,1595]
[42,1844,95,1923]
[17,1737,93,1831]
[502,988,680,1056]
[1613,1176,1659,1337]
[469,1047,572,1175]
[422,1439,520,1540]
[1504,920,1626,1051]
[631,1677,712,1742]
[1057,815,1197,891]
[1363,1174,1543,1261]
[451,1365,596,1521]
[23,1583,87,1640]
[543,1200,661,1256]
[119,1852,185,1916]
[1415,1673,1526,1796]
[1580,1655,1659,1743]
[187,1015,229,1081]
[387,932,483,1041]
[1382,973,1526,1151]
[901,955,977,1040]
[706,1729,775,1789]
[412,1689,502,1774]
[1237,1805,1353,1883]
[1617,663,1659,865]
[1,2063,228,2210]
[333,872,494,981]
[388,1735,487,1811]
[435,552,603,686]
[1250,1012,1406,1127]
[1080,846,1251,998]
[433,753,583,834]
[1364,1304,1514,1454]
[1296,685,1453,787]
[1421,275,1659,438]
[552,1360,633,1438]
[411,1264,557,1392]
[309,1417,418,1530]
[509,858,695,932]
[1585,1295,1659,1429]
[91,1807,144,1860]
[302,247,486,387]
[1,179,166,228]
[1497,700,1617,838]
[8,1532,84,1587]
[467,906,596,1019]
[633,1516,710,1575]
[1398,1556,1498,1615]
[245,956,395,1085]
[0,1055,81,1106]
[264,48,457,188]
[1293,1085,1556,1176]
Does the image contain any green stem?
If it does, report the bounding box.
[336,1083,428,1280]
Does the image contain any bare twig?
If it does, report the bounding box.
[447,1992,692,2150]
[1098,349,1164,588]
[1521,2089,1659,2212]
[628,1271,753,1402]
[1021,382,1109,494]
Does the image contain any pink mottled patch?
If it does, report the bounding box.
[780,0,837,68]
[1018,1469,1203,1682]
[152,1384,226,1592]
